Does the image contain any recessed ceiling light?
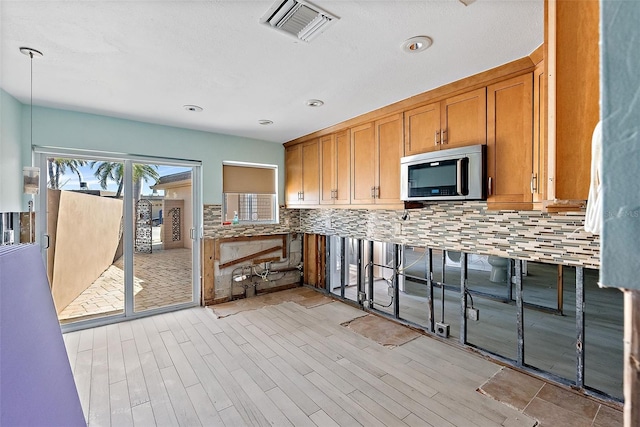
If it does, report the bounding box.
[183,105,203,112]
[259,119,273,125]
[401,36,433,53]
[306,99,324,107]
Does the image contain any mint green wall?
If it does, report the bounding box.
[20,105,284,206]
[601,1,640,289]
[0,89,24,212]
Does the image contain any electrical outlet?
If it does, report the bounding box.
[394,223,402,235]
[325,217,331,228]
[467,307,480,321]
[435,322,450,338]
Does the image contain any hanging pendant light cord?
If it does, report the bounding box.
[30,51,34,149]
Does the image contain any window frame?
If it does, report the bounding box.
[222,161,279,225]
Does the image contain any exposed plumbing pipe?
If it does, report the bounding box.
[229,262,303,300]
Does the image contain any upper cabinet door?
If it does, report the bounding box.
[404,102,441,155]
[301,139,320,205]
[351,122,376,204]
[487,74,533,208]
[441,88,487,149]
[285,144,302,206]
[319,130,351,205]
[334,129,351,205]
[533,61,547,205]
[375,114,403,204]
[320,134,336,205]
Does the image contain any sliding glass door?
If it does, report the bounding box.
[131,162,194,313]
[35,149,201,330]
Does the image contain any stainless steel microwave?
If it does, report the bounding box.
[400,144,486,201]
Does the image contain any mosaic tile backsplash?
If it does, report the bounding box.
[203,205,298,239]
[204,202,600,269]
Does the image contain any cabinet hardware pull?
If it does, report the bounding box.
[370,186,375,198]
[530,173,538,193]
[375,187,380,199]
[434,130,440,145]
[334,189,337,199]
[442,129,447,145]
[300,191,304,201]
[488,177,493,196]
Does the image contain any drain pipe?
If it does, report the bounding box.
[230,262,303,300]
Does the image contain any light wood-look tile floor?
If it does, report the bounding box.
[64,295,537,426]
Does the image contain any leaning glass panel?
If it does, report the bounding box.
[367,241,395,317]
[584,267,623,399]
[465,253,517,360]
[399,246,431,328]
[523,264,575,382]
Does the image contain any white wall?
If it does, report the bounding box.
[15,104,284,209]
[601,1,640,289]
[0,89,24,212]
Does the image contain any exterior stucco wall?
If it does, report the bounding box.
[161,183,193,249]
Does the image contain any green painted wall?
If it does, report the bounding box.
[601,1,640,289]
[0,89,24,212]
[19,104,284,206]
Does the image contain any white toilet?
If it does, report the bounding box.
[487,255,509,283]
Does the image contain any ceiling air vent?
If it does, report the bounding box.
[260,0,338,42]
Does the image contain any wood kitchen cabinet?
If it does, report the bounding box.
[285,139,319,206]
[404,88,487,156]
[320,129,350,205]
[351,114,403,205]
[532,60,547,206]
[486,73,534,210]
[545,0,599,203]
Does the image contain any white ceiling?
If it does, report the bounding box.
[0,0,543,144]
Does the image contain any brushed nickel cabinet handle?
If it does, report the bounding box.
[531,173,538,193]
[442,129,447,145]
[435,130,440,145]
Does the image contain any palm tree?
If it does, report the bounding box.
[47,158,87,189]
[132,164,160,200]
[90,162,159,199]
[91,161,123,196]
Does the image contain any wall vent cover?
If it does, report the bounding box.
[260,0,338,42]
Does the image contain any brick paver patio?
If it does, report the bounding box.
[58,248,193,323]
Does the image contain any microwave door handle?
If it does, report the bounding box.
[456,159,463,195]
